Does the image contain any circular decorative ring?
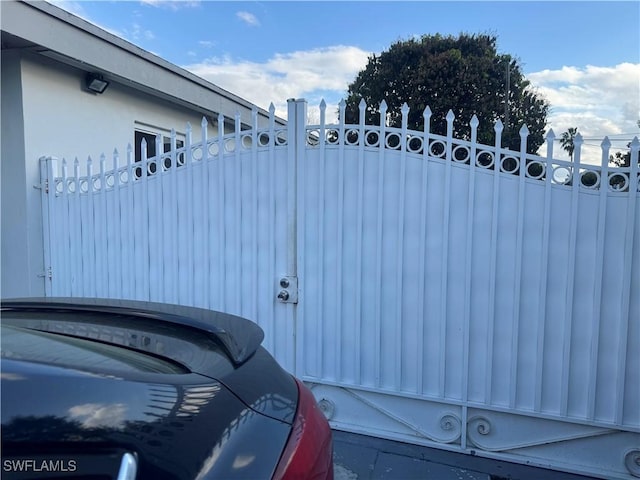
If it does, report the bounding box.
[258,132,271,147]
[306,130,320,146]
[526,161,546,180]
[241,134,253,149]
[192,147,203,161]
[365,130,380,147]
[275,131,288,146]
[208,142,220,157]
[500,155,519,174]
[609,172,629,192]
[119,171,129,184]
[452,145,470,163]
[55,179,64,194]
[429,140,446,158]
[79,179,89,194]
[67,179,77,193]
[580,169,600,189]
[407,135,423,153]
[93,177,102,191]
[224,138,236,153]
[385,132,402,150]
[624,449,640,478]
[147,160,156,175]
[326,129,339,145]
[552,166,572,185]
[105,174,115,188]
[476,151,495,169]
[317,398,336,420]
[345,129,360,146]
[177,153,185,167]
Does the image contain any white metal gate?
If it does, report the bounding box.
[40,99,640,479]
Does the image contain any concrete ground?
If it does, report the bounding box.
[332,430,600,480]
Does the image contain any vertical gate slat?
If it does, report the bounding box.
[486,121,504,404]
[374,101,387,388]
[317,102,327,378]
[217,113,226,311]
[616,137,639,424]
[560,135,582,416]
[462,116,479,447]
[510,126,529,408]
[535,131,555,412]
[417,107,431,395]
[440,111,455,397]
[587,139,611,420]
[61,159,70,296]
[395,104,409,392]
[354,100,366,385]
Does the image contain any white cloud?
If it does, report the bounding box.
[184,46,370,122]
[198,40,216,48]
[528,63,640,163]
[236,11,260,27]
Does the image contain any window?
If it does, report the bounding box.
[134,128,185,176]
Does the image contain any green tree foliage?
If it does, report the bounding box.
[560,127,578,161]
[343,33,549,154]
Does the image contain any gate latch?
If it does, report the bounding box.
[277,276,298,304]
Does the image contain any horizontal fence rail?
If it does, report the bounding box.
[41,98,639,479]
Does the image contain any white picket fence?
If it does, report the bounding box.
[40,99,639,479]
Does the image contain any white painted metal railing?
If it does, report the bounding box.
[40,99,639,479]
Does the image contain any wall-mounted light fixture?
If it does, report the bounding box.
[85,72,109,94]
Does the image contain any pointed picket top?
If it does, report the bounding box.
[87,155,93,165]
[600,136,611,149]
[630,136,640,150]
[423,106,432,120]
[269,102,276,116]
[127,144,132,155]
[339,98,346,109]
[186,122,192,134]
[470,114,479,129]
[401,102,410,116]
[319,99,326,111]
[494,119,504,134]
[113,147,119,156]
[359,98,367,126]
[519,124,530,137]
[99,153,106,171]
[573,132,583,148]
[446,110,455,122]
[201,116,208,128]
[445,110,455,138]
[545,129,555,158]
[339,99,346,127]
[545,129,556,142]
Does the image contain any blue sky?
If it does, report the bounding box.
[55,1,640,161]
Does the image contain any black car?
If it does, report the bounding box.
[1,298,334,480]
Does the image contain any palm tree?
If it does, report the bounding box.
[560,127,578,161]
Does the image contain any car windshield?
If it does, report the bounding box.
[1,323,187,374]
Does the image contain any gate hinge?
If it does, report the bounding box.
[37,267,52,279]
[276,276,298,304]
[34,180,49,193]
